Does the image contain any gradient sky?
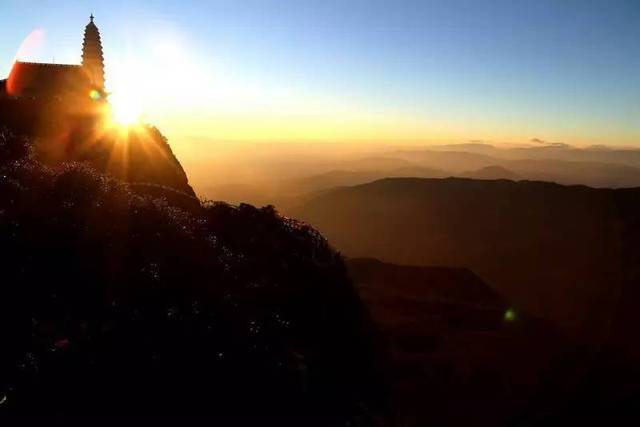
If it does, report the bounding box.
[0,0,638,146]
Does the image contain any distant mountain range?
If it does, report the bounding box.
[200,150,640,208]
[426,142,640,169]
[389,149,640,188]
[294,177,640,348]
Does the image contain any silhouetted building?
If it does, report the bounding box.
[82,15,105,90]
[0,15,105,102]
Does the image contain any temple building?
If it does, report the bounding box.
[0,15,106,102]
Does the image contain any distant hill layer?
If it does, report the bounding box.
[460,165,521,181]
[388,149,640,188]
[295,177,640,344]
[291,166,449,192]
[427,143,640,169]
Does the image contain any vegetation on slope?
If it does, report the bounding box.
[0,129,383,426]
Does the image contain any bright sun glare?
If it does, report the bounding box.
[108,91,143,126]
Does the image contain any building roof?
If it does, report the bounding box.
[6,61,93,99]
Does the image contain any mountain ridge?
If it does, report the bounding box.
[293,176,640,345]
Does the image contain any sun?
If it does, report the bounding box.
[108,91,143,126]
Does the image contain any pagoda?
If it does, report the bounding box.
[0,15,106,101]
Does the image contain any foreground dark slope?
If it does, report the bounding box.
[295,177,640,346]
[0,130,383,426]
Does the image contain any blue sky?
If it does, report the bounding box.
[0,0,638,145]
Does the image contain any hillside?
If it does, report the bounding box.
[346,258,573,426]
[294,177,640,346]
[0,129,383,426]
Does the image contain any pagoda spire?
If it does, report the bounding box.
[82,14,105,90]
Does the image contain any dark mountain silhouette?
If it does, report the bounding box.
[347,258,560,425]
[293,177,640,347]
[460,165,521,180]
[347,257,640,426]
[0,129,384,426]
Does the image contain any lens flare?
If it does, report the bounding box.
[14,28,46,62]
[503,308,517,323]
